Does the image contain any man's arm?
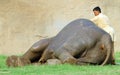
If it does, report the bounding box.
[91,16,98,22]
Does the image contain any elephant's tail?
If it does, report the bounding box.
[100,45,111,66]
[100,34,112,66]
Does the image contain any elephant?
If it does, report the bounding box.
[6,19,115,67]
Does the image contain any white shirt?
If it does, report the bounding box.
[91,13,115,41]
[91,13,110,29]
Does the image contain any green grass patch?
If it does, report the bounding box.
[0,52,120,75]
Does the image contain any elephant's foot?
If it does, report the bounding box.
[63,57,77,64]
[46,59,62,65]
[38,58,47,64]
[111,59,116,65]
[57,51,77,64]
[76,58,95,65]
[6,55,31,67]
[76,60,90,65]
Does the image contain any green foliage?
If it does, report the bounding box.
[0,52,120,75]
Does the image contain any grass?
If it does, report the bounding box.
[0,53,120,75]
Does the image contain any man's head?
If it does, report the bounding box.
[93,6,101,16]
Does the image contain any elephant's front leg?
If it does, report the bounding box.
[55,47,77,64]
[59,52,77,64]
[22,38,50,62]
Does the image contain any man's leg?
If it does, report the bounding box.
[111,41,116,65]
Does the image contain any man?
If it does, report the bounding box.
[91,6,115,42]
[91,6,115,64]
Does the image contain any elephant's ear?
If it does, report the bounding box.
[100,44,104,50]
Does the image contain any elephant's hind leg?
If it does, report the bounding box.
[76,58,92,65]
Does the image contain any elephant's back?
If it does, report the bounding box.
[47,18,107,50]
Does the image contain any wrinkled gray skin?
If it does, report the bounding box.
[6,19,115,67]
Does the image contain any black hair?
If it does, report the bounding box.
[93,6,101,13]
